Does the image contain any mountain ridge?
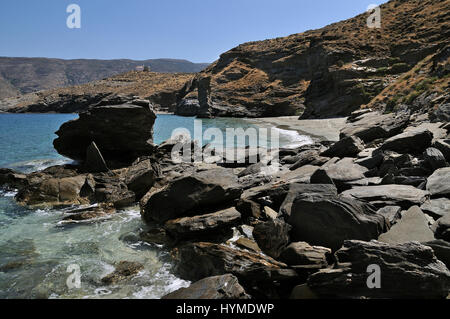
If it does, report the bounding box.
[0,57,209,99]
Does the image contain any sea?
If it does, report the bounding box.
[0,113,312,299]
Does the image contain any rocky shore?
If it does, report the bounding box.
[1,97,449,299]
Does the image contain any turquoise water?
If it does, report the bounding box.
[0,113,311,299]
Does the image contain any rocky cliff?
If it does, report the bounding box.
[175,0,449,118]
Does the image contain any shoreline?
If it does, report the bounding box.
[246,116,347,142]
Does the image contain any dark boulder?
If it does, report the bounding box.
[340,111,409,143]
[433,139,450,162]
[253,219,291,259]
[84,142,109,173]
[432,214,450,241]
[426,167,450,197]
[141,168,242,223]
[307,240,450,299]
[164,207,241,240]
[162,274,250,299]
[381,129,433,154]
[172,242,295,298]
[54,103,156,167]
[279,242,331,268]
[423,240,450,269]
[423,147,448,170]
[122,158,159,200]
[0,168,27,190]
[320,136,365,158]
[287,193,389,250]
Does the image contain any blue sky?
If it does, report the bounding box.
[0,0,386,63]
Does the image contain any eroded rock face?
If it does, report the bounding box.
[162,274,250,299]
[307,240,450,299]
[287,194,389,250]
[141,168,243,223]
[54,102,156,167]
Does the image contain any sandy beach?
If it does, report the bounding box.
[247,116,348,142]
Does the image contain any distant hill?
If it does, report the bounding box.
[0,71,195,114]
[0,57,209,99]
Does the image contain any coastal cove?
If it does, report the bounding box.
[0,113,314,299]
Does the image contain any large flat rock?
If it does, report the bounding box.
[378,206,434,244]
[341,185,429,208]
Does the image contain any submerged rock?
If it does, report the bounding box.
[162,274,250,299]
[101,261,144,285]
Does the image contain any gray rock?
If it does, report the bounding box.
[424,147,448,170]
[307,240,450,298]
[321,158,368,191]
[279,183,338,218]
[421,198,450,219]
[253,219,291,259]
[381,129,433,154]
[423,240,450,269]
[432,214,450,241]
[287,193,389,250]
[427,167,450,196]
[376,206,402,226]
[341,185,429,208]
[378,206,435,244]
[433,139,450,162]
[310,169,334,185]
[164,207,241,239]
[340,111,409,143]
[320,136,365,158]
[172,242,293,298]
[289,150,329,170]
[279,242,331,268]
[123,158,159,200]
[162,274,250,299]
[141,168,243,223]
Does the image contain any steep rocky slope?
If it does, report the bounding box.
[175,0,449,118]
[0,71,195,113]
[0,57,208,99]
